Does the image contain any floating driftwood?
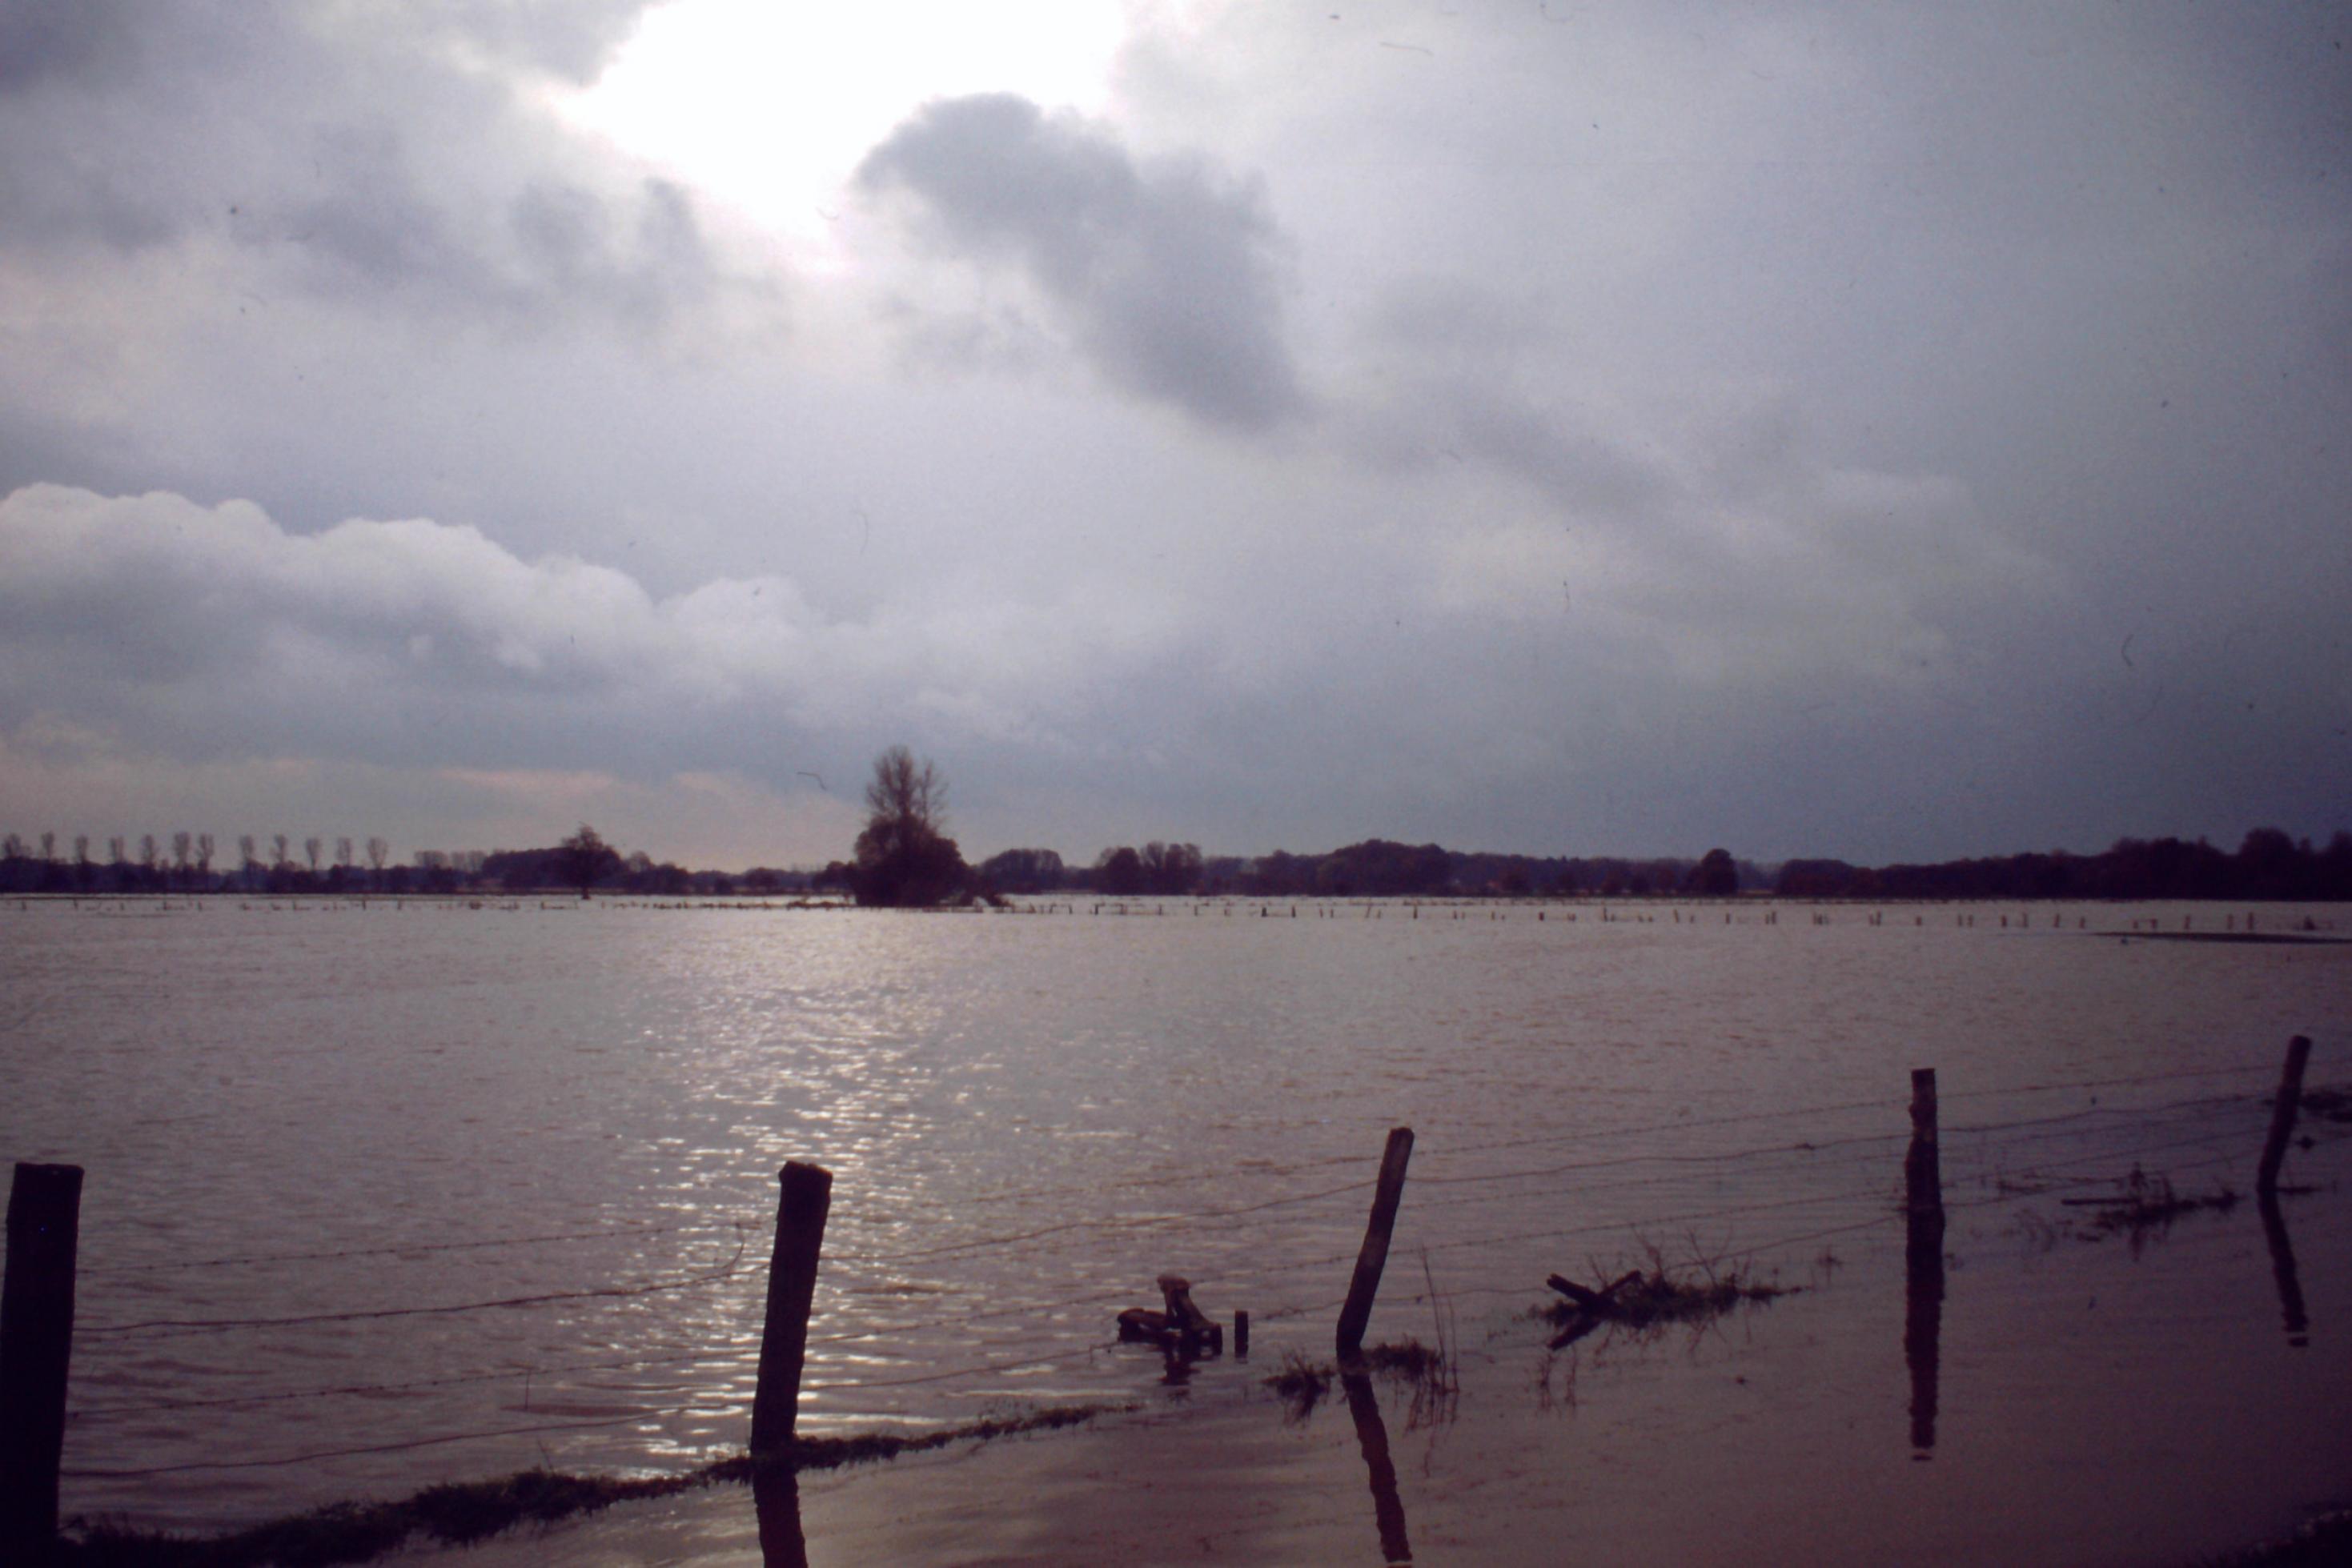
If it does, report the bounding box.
[1117,1274,1226,1354]
[2057,1165,2242,1234]
[1544,1269,1643,1314]
[1541,1265,1788,1349]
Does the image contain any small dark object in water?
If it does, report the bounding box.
[1542,1265,1788,1349]
[1118,1273,1225,1354]
[1545,1269,1642,1313]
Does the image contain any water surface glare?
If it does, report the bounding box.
[2,896,2347,1544]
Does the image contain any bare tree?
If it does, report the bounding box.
[335,836,355,869]
[108,836,126,865]
[73,835,88,865]
[173,832,193,871]
[864,745,945,830]
[39,831,54,863]
[305,836,323,874]
[850,746,969,906]
[196,833,215,876]
[138,833,158,869]
[2,833,21,860]
[366,836,389,872]
[239,835,259,871]
[271,833,290,869]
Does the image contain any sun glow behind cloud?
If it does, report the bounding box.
[557,0,1131,263]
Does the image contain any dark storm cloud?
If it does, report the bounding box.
[0,0,136,92]
[0,0,726,326]
[857,94,1303,432]
[0,0,647,92]
[1335,281,1670,522]
[1,2,2346,865]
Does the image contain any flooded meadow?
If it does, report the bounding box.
[4,896,2349,1563]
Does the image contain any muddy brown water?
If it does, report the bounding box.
[4,896,2348,1562]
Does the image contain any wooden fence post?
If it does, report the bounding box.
[751,1161,833,1454]
[1900,1073,1945,1455]
[2257,1036,2314,1198]
[1336,1128,1414,1360]
[2,1162,82,1557]
[1904,1069,1942,1221]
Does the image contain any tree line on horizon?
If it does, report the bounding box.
[945,840,1749,900]
[6,759,2347,904]
[1773,828,2352,903]
[821,748,2352,908]
[0,827,770,899]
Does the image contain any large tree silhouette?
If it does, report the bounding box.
[851,746,970,907]
[555,824,620,897]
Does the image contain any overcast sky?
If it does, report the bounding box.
[2,0,2346,870]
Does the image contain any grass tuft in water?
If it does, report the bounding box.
[1263,1349,1335,1417]
[1262,1338,1451,1421]
[2293,1085,2352,1125]
[1541,1269,1787,1332]
[1536,1242,1792,1352]
[2077,1165,2239,1237]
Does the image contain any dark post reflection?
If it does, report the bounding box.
[2257,1192,2310,1349]
[1340,1370,1412,1565]
[1904,1214,1945,1457]
[1902,1065,1945,1458]
[754,1462,809,1568]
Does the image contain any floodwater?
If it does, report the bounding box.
[3,896,2349,1563]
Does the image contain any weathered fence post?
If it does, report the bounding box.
[2,1162,82,1557]
[2257,1036,2314,1197]
[751,1161,833,1454]
[1900,1073,1944,1456]
[1904,1069,1942,1223]
[1233,1309,1250,1357]
[1336,1127,1414,1361]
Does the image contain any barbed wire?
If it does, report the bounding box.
[78,1217,742,1280]
[1416,1133,2283,1308]
[80,1232,749,1341]
[844,1177,1379,1269]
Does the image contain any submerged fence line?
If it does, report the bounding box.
[43,1062,2303,1288]
[8,1041,2338,1550]
[1415,1090,2277,1209]
[69,1082,2271,1402]
[79,1121,2287,1476]
[54,1079,2306,1349]
[49,1077,2315,1353]
[1423,1060,2278,1168]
